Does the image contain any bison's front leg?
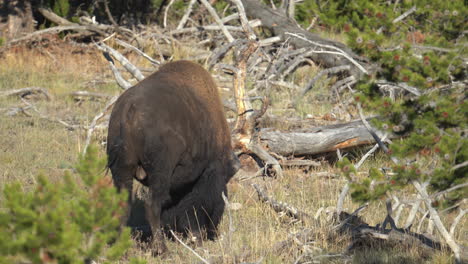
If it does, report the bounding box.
[145,184,170,255]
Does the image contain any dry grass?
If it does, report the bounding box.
[0,41,462,263]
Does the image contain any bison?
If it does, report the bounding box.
[107,60,240,254]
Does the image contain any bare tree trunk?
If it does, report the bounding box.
[0,0,35,40]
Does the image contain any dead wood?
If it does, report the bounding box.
[2,105,33,117]
[114,39,160,66]
[38,8,76,26]
[247,143,283,178]
[259,119,391,156]
[96,42,145,81]
[69,91,113,101]
[361,117,465,262]
[8,25,99,46]
[239,0,374,77]
[18,98,81,130]
[279,159,321,168]
[7,9,135,46]
[294,65,351,106]
[224,38,284,177]
[252,184,310,223]
[0,87,51,100]
[273,228,315,253]
[253,183,455,259]
[83,95,119,154]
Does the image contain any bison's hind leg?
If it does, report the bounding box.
[109,164,136,227]
[161,162,227,241]
[141,165,173,256]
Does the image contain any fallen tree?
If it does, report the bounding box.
[259,119,391,156]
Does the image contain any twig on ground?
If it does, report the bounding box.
[417,210,430,233]
[82,95,119,155]
[2,105,33,117]
[285,32,369,75]
[394,201,405,226]
[450,209,466,236]
[267,47,307,78]
[170,230,210,264]
[404,196,422,230]
[20,99,81,130]
[69,91,113,100]
[375,80,421,97]
[393,6,417,24]
[252,184,310,222]
[274,228,315,253]
[336,184,350,216]
[334,76,357,93]
[412,181,463,262]
[357,134,389,169]
[0,87,52,100]
[268,80,302,91]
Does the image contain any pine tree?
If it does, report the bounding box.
[298,0,467,206]
[0,146,137,264]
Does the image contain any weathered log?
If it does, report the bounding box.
[240,0,374,77]
[259,119,391,156]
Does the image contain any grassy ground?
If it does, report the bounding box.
[0,40,463,263]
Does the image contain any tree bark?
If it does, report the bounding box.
[0,0,35,40]
[259,119,391,156]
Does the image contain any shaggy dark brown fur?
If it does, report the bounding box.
[107,60,239,254]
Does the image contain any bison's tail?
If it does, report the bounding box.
[107,102,132,170]
[106,137,124,170]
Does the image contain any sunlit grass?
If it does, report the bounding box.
[0,44,461,263]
